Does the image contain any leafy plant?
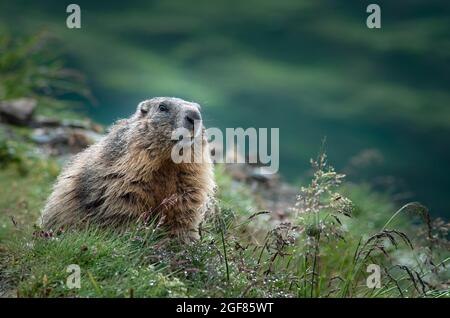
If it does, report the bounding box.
[0,27,92,116]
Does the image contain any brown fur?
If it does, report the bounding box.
[40,97,215,241]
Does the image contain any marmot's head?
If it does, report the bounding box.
[129,97,204,153]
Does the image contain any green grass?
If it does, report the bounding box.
[5,228,187,297]
[0,148,448,298]
[0,135,59,242]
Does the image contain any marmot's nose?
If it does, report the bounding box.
[184,109,202,130]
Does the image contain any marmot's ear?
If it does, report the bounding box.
[138,101,150,115]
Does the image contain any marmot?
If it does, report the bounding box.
[40,97,215,241]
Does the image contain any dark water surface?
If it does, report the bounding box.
[1,0,449,217]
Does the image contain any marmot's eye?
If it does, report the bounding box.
[158,103,169,112]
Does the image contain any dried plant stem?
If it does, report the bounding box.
[219,225,230,284]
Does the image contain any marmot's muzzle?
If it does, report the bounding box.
[183,109,202,137]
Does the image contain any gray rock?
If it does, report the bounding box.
[33,116,104,133]
[31,127,103,155]
[0,98,37,125]
[249,166,280,184]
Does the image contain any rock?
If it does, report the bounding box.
[0,98,37,125]
[33,116,104,133]
[60,119,100,131]
[67,130,97,151]
[31,127,103,155]
[32,116,61,127]
[221,160,298,220]
[225,163,250,181]
[249,166,280,184]
[31,130,54,144]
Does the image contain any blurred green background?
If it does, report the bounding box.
[1,0,449,217]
